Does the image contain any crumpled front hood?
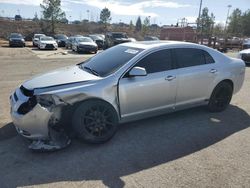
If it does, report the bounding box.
[23,65,100,90]
[239,49,250,54]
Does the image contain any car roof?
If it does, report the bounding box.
[120,40,201,50]
[76,36,92,40]
[40,36,53,39]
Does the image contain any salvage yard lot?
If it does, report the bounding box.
[0,46,250,187]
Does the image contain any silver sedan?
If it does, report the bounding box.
[10,41,245,149]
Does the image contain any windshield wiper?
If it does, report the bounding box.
[83,66,100,76]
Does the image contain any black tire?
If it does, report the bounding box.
[208,82,233,112]
[77,47,80,54]
[72,100,118,144]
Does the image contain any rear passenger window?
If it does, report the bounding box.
[174,48,206,68]
[204,51,215,64]
[136,49,173,74]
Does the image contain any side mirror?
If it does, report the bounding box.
[129,66,147,77]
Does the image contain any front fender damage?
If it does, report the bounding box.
[29,95,71,152]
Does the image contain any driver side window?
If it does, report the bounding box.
[136,49,173,74]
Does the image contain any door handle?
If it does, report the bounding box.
[165,75,176,81]
[210,69,217,73]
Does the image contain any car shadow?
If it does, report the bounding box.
[67,50,97,55]
[0,105,249,187]
[0,122,17,141]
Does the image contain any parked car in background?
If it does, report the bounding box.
[38,36,58,50]
[54,34,68,47]
[104,32,130,49]
[66,35,85,49]
[128,37,137,42]
[144,36,159,41]
[10,41,245,150]
[238,49,250,65]
[242,38,250,49]
[88,34,104,49]
[65,36,75,49]
[33,34,46,47]
[72,37,98,54]
[9,33,25,47]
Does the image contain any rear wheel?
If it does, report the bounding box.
[208,82,233,112]
[72,100,118,144]
[77,47,80,53]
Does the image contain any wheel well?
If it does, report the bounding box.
[220,79,234,90]
[57,98,120,132]
[67,98,119,119]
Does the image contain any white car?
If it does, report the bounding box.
[237,39,250,65]
[32,34,45,47]
[238,48,250,65]
[38,36,58,50]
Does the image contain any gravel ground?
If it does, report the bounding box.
[0,46,249,188]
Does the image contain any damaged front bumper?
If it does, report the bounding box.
[10,87,71,151]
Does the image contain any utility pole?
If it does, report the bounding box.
[225,5,232,31]
[224,5,232,49]
[86,10,90,22]
[197,0,203,43]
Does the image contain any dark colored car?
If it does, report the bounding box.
[88,34,104,49]
[144,36,159,41]
[72,37,98,54]
[54,34,68,47]
[9,33,25,47]
[65,36,83,49]
[104,32,130,49]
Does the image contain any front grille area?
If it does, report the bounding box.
[241,54,250,62]
[45,44,54,49]
[20,85,34,97]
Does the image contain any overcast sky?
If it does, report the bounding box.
[0,0,249,25]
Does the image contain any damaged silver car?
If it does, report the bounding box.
[10,41,245,151]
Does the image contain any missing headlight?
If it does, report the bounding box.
[17,96,37,115]
[36,95,55,108]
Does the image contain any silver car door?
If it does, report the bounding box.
[174,48,218,107]
[118,49,177,118]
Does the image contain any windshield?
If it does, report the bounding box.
[35,34,45,39]
[77,38,93,42]
[80,45,144,77]
[10,34,22,38]
[89,35,101,40]
[40,37,54,41]
[112,33,127,38]
[56,35,67,39]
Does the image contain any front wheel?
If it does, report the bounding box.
[72,100,118,144]
[208,82,233,112]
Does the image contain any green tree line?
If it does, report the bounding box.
[227,8,250,37]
